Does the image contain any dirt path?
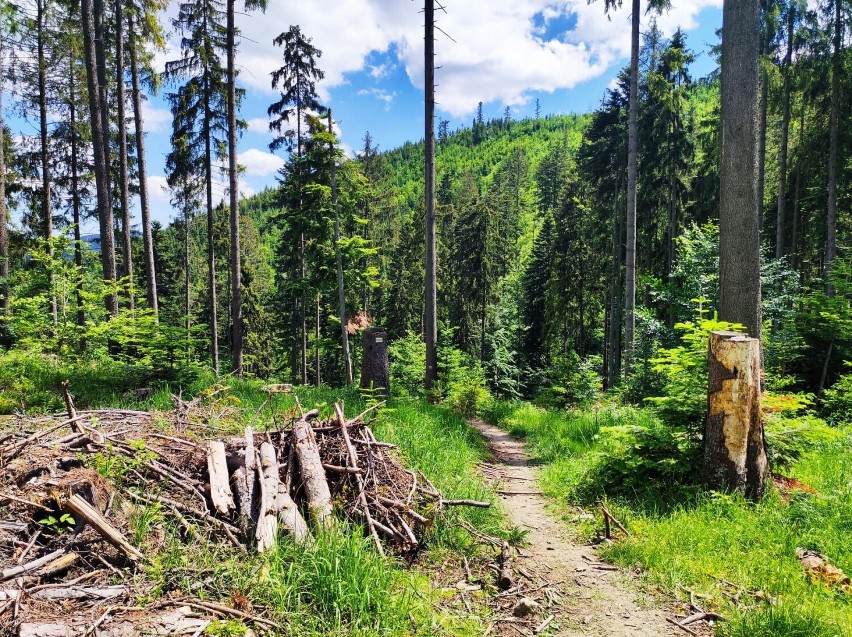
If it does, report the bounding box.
[469,418,684,636]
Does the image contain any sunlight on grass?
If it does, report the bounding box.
[487,400,852,636]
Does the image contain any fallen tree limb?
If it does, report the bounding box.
[66,494,144,562]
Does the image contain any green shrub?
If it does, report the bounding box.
[821,371,852,425]
[388,331,425,397]
[535,352,602,409]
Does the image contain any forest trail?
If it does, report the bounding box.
[469,418,683,637]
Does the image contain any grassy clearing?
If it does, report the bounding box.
[486,400,852,637]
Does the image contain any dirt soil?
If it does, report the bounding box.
[469,418,707,637]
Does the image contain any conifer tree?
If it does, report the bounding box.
[165,0,230,372]
[268,24,324,383]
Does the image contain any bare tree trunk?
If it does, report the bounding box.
[37,0,57,326]
[315,293,320,386]
[0,41,8,317]
[81,0,118,316]
[115,0,134,309]
[226,0,242,375]
[128,20,158,319]
[68,53,86,345]
[330,110,352,384]
[756,42,768,233]
[184,210,191,342]
[775,3,794,260]
[607,184,623,388]
[703,331,769,498]
[623,0,640,374]
[424,0,437,390]
[791,105,805,270]
[201,9,219,373]
[719,0,762,341]
[825,0,841,295]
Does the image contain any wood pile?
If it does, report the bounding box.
[0,393,488,635]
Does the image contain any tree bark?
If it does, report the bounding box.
[329,110,352,384]
[360,326,389,397]
[790,105,805,270]
[703,331,769,498]
[719,0,762,341]
[68,52,86,344]
[775,3,794,260]
[226,0,242,374]
[292,417,334,527]
[81,0,118,315]
[825,0,840,295]
[756,30,768,233]
[607,183,623,388]
[128,19,158,318]
[206,440,236,515]
[0,38,8,317]
[202,13,219,373]
[115,0,134,309]
[623,0,640,374]
[37,0,58,326]
[424,0,438,390]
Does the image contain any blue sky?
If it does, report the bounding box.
[10,0,724,231]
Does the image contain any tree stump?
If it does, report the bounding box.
[360,327,390,398]
[702,331,769,499]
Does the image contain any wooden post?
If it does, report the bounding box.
[703,331,769,499]
[360,327,390,398]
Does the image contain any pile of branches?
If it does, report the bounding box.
[0,389,488,635]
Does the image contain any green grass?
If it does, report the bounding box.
[487,400,852,637]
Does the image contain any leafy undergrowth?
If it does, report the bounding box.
[2,361,508,636]
[486,400,852,637]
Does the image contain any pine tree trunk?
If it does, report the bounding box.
[0,43,8,318]
[81,0,118,316]
[825,0,840,295]
[202,73,219,374]
[607,184,623,388]
[185,211,191,342]
[68,53,86,345]
[330,110,352,384]
[315,293,320,386]
[703,331,769,499]
[37,0,58,326]
[756,41,768,233]
[775,4,794,260]
[424,0,438,390]
[128,20,158,319]
[361,327,390,397]
[226,0,243,375]
[719,0,762,341]
[623,0,640,374]
[115,0,134,309]
[791,106,805,270]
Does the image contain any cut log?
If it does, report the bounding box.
[18,624,76,637]
[243,427,256,521]
[498,541,514,590]
[292,418,334,527]
[206,440,236,515]
[276,484,310,544]
[703,331,769,499]
[65,494,144,561]
[255,442,280,552]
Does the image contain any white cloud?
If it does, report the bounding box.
[147,176,170,201]
[159,0,720,120]
[237,148,285,177]
[356,88,395,110]
[141,103,172,133]
[246,117,270,134]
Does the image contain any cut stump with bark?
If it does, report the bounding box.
[702,331,769,499]
[360,327,390,398]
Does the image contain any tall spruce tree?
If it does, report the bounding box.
[268,24,324,383]
[165,0,230,372]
